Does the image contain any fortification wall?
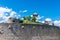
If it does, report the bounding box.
[0,23,60,40]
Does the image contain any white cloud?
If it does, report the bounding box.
[1,7,60,26]
[0,7,12,12]
[0,7,18,23]
[45,18,52,21]
[41,18,51,23]
[54,20,60,26]
[42,18,60,26]
[42,21,45,23]
[23,10,27,12]
[41,18,52,24]
[37,15,44,19]
[20,10,28,13]
[44,18,60,26]
[10,11,16,17]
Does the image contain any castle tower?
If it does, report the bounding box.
[33,13,38,22]
[33,13,38,17]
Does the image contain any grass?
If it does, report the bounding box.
[21,20,41,24]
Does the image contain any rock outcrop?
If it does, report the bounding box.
[0,23,60,40]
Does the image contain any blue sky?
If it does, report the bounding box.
[0,0,60,19]
[0,0,60,26]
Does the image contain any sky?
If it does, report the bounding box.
[0,0,60,26]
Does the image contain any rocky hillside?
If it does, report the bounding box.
[0,23,60,40]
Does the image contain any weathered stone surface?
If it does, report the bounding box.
[0,23,60,40]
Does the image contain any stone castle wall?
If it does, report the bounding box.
[0,23,60,40]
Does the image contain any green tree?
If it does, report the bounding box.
[23,16,27,20]
[23,16,31,21]
[27,16,31,21]
[32,16,36,22]
[19,20,23,23]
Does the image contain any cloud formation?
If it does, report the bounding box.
[0,7,60,26]
[41,18,52,23]
[42,18,60,26]
[45,18,52,21]
[54,20,60,26]
[0,7,17,23]
[20,10,28,13]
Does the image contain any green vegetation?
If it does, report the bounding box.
[10,14,41,24]
[20,20,40,24]
[19,14,40,24]
[31,16,36,22]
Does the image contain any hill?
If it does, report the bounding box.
[0,23,60,40]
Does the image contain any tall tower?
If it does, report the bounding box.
[33,13,38,22]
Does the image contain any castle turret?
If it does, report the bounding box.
[33,13,38,22]
[33,13,38,17]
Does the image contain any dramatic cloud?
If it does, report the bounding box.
[54,20,60,26]
[0,7,18,23]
